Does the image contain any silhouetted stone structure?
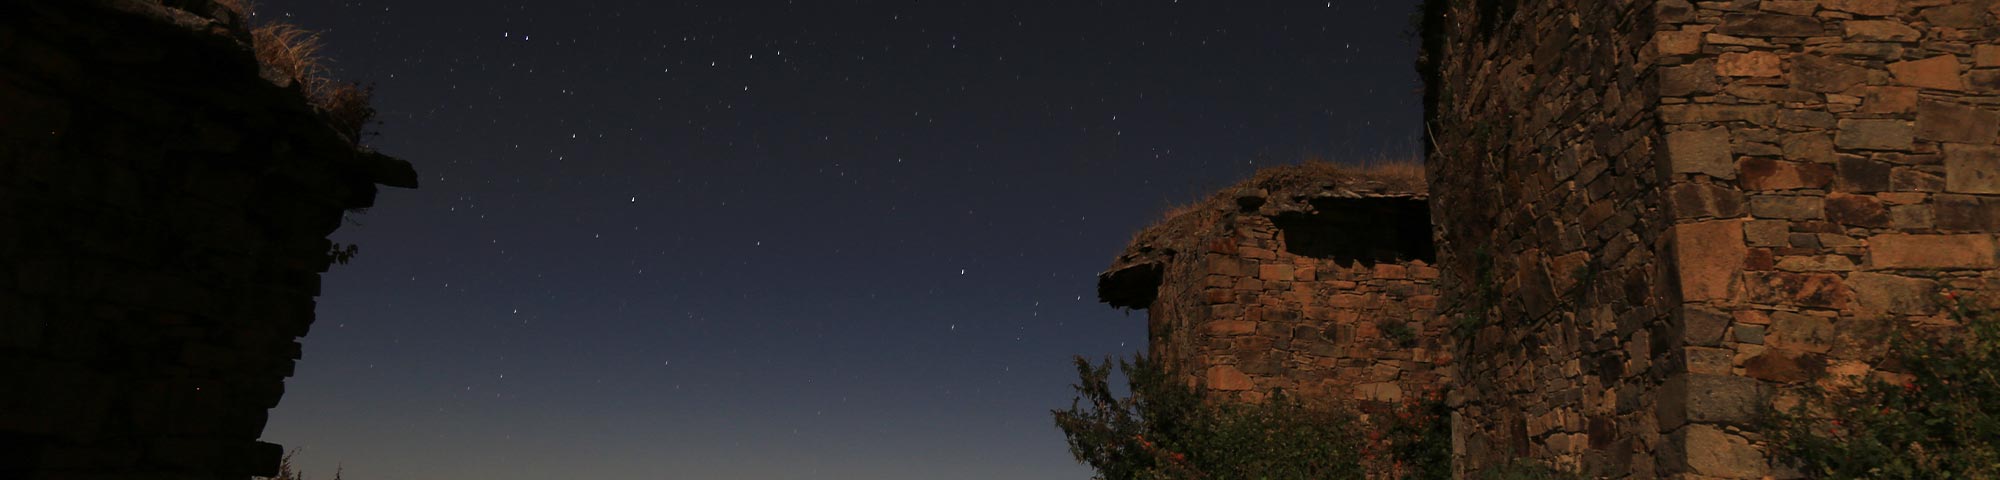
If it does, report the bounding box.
[0,1,415,478]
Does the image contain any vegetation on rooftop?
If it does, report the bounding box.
[223,0,378,145]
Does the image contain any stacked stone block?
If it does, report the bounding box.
[0,1,415,479]
[1422,0,1673,476]
[1100,170,1447,407]
[1423,0,2000,478]
[1652,0,2000,478]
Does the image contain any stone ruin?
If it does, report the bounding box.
[1,1,415,478]
[1099,164,1448,406]
[1103,0,2000,478]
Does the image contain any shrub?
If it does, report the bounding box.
[1362,389,1452,480]
[1053,355,1368,479]
[1768,293,2000,479]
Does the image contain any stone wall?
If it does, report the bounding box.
[0,1,415,478]
[1423,0,2000,478]
[1099,166,1448,406]
[1423,0,1672,476]
[1652,1,2000,478]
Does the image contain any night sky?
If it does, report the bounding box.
[252,1,1425,478]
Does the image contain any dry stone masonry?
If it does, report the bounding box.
[1106,0,2000,478]
[1423,0,2000,477]
[1099,165,1448,406]
[1,1,416,479]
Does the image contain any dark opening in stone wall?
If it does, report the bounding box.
[1271,197,1435,265]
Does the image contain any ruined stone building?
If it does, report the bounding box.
[1099,164,1449,406]
[1,1,415,478]
[1103,0,2000,478]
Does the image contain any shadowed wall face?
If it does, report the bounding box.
[0,1,410,478]
[1424,0,1668,476]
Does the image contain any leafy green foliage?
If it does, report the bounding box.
[1053,355,1368,479]
[1768,295,2000,479]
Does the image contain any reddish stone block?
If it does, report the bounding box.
[1768,312,1835,353]
[1837,157,1894,192]
[1868,234,2000,269]
[1739,158,1835,190]
[1668,182,1748,219]
[1945,144,2000,194]
[1780,134,1835,164]
[1822,0,1898,15]
[1825,192,1891,228]
[1656,30,1703,56]
[1915,101,2000,144]
[1844,20,1920,41]
[1934,195,2000,232]
[1718,51,1782,77]
[1744,271,1851,308]
[1858,86,1918,114]
[1258,263,1293,282]
[1978,45,2000,68]
[1791,55,1871,93]
[1889,55,1964,91]
[1745,248,1775,271]
[1847,272,1939,316]
[1761,0,1818,15]
[1673,220,1747,301]
[1717,13,1825,37]
[1372,263,1408,279]
[1891,167,1946,192]
[1676,425,1771,477]
[1744,349,1825,383]
[1836,119,1914,151]
[1668,127,1736,178]
[1971,70,2000,93]
[1205,320,1258,336]
[1206,365,1254,391]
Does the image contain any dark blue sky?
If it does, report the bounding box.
[255,1,1424,478]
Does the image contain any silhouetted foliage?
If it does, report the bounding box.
[1052,354,1368,479]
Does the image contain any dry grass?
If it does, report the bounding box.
[1119,154,1428,250]
[258,448,343,480]
[246,12,376,144]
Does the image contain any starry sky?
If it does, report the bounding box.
[252,1,1425,478]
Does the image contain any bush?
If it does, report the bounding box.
[1364,389,1452,480]
[1053,355,1460,479]
[1053,355,1368,479]
[1768,293,2000,479]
